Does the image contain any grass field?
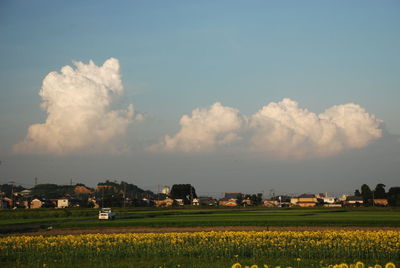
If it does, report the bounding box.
[1,207,400,233]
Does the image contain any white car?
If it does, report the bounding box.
[98,208,116,220]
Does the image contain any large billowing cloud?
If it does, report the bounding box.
[150,102,244,152]
[249,98,382,158]
[13,58,140,155]
[154,98,382,158]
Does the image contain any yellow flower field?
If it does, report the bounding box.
[1,230,399,267]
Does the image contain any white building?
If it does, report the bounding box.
[57,199,69,208]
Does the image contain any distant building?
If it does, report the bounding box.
[290,197,299,206]
[270,195,291,207]
[219,199,240,207]
[57,198,69,208]
[1,197,13,209]
[242,198,253,206]
[174,199,185,206]
[219,192,243,207]
[344,196,364,206]
[30,198,43,209]
[297,194,318,207]
[224,192,243,200]
[316,193,336,204]
[74,185,93,195]
[198,197,217,206]
[373,199,388,207]
[15,189,32,197]
[263,199,278,207]
[154,198,175,207]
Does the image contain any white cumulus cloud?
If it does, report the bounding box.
[249,98,382,158]
[13,58,140,155]
[152,102,244,152]
[153,98,382,158]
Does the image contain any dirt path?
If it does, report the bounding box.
[7,226,400,236]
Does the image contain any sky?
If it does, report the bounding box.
[0,0,399,197]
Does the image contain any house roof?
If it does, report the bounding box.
[224,192,242,199]
[346,196,363,201]
[298,194,316,198]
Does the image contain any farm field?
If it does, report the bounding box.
[1,207,400,234]
[1,230,399,268]
[2,207,400,267]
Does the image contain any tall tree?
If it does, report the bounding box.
[387,187,400,206]
[374,183,386,199]
[354,189,361,197]
[170,184,197,204]
[360,184,372,204]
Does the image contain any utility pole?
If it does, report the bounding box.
[34,177,38,186]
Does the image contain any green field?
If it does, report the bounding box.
[1,207,400,233]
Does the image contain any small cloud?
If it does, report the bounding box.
[150,102,244,152]
[13,58,141,155]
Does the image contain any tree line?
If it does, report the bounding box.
[354,183,400,206]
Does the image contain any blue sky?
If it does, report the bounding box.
[0,1,399,195]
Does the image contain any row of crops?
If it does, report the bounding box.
[1,230,399,267]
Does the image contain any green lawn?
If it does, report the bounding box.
[1,207,400,232]
[59,208,400,228]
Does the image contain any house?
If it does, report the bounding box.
[30,198,43,209]
[290,197,299,206]
[316,193,336,204]
[154,198,175,207]
[57,198,69,208]
[373,199,388,207]
[88,197,99,208]
[198,197,217,206]
[74,185,94,195]
[297,194,318,207]
[219,199,240,207]
[344,196,364,206]
[269,195,291,207]
[192,198,200,206]
[219,192,243,207]
[174,199,185,206]
[15,189,32,197]
[242,198,253,207]
[1,197,13,209]
[263,199,279,207]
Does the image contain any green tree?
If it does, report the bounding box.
[387,187,400,206]
[170,184,197,204]
[374,183,386,199]
[31,184,74,199]
[0,184,25,198]
[360,184,372,205]
[354,189,361,196]
[96,180,154,207]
